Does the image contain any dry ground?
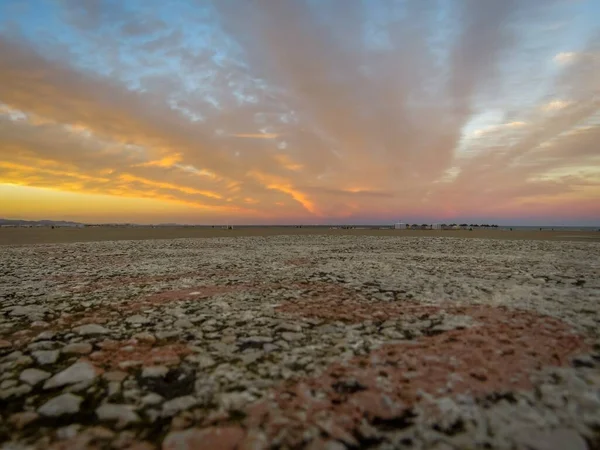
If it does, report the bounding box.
[1,226,599,246]
[0,235,599,449]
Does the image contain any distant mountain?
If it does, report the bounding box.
[0,218,85,227]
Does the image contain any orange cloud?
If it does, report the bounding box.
[248,171,318,215]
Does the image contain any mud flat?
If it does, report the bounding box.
[0,236,599,449]
[1,225,600,246]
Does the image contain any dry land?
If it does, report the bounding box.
[0,235,599,449]
[1,226,600,246]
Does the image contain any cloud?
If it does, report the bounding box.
[0,0,598,224]
[233,133,279,139]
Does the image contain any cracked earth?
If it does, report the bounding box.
[0,236,599,449]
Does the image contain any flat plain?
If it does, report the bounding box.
[1,235,599,449]
[1,226,600,246]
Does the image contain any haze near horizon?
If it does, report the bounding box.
[1,0,599,226]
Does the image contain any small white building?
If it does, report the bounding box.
[394,222,406,229]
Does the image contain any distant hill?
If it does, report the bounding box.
[0,218,85,227]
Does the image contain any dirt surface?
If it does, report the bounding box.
[0,235,599,449]
[1,226,600,246]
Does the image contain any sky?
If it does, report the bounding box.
[0,0,599,226]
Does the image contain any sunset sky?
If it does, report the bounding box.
[1,0,599,225]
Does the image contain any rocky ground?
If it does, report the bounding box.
[0,235,599,450]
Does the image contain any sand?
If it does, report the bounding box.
[1,225,599,246]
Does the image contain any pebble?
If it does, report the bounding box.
[44,361,98,389]
[103,371,129,382]
[61,342,93,355]
[9,411,39,429]
[133,332,157,344]
[32,350,60,365]
[0,384,32,400]
[174,319,194,328]
[19,368,51,385]
[34,331,56,341]
[141,393,164,406]
[196,355,216,369]
[281,332,304,342]
[142,365,169,378]
[38,393,82,417]
[0,340,12,349]
[126,315,151,325]
[74,324,109,335]
[96,403,140,426]
[162,396,198,417]
[513,427,588,450]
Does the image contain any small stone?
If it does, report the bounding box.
[196,355,216,369]
[88,426,116,440]
[263,343,279,353]
[9,306,39,317]
[0,340,12,349]
[141,393,164,406]
[162,426,245,450]
[31,321,50,329]
[108,381,122,397]
[118,360,143,370]
[281,332,304,342]
[0,384,32,400]
[133,332,156,344]
[62,342,93,355]
[44,361,99,389]
[56,424,81,440]
[34,331,56,341]
[20,368,51,386]
[277,323,303,333]
[96,403,140,427]
[74,324,109,335]
[9,411,39,429]
[174,319,194,328]
[162,396,198,417]
[513,427,587,450]
[28,340,58,351]
[142,366,169,378]
[32,350,60,365]
[240,336,273,345]
[38,393,82,417]
[1,379,17,389]
[240,352,263,366]
[103,371,129,382]
[126,315,151,325]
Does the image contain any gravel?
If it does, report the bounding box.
[0,235,599,449]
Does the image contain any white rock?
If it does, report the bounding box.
[19,368,51,386]
[162,396,197,416]
[126,315,151,325]
[281,332,304,342]
[0,384,32,400]
[141,366,169,378]
[9,306,40,317]
[38,393,82,417]
[74,324,109,335]
[141,393,164,406]
[32,350,60,365]
[96,403,140,426]
[513,428,587,450]
[174,319,194,328]
[196,355,216,369]
[277,323,303,332]
[44,361,98,390]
